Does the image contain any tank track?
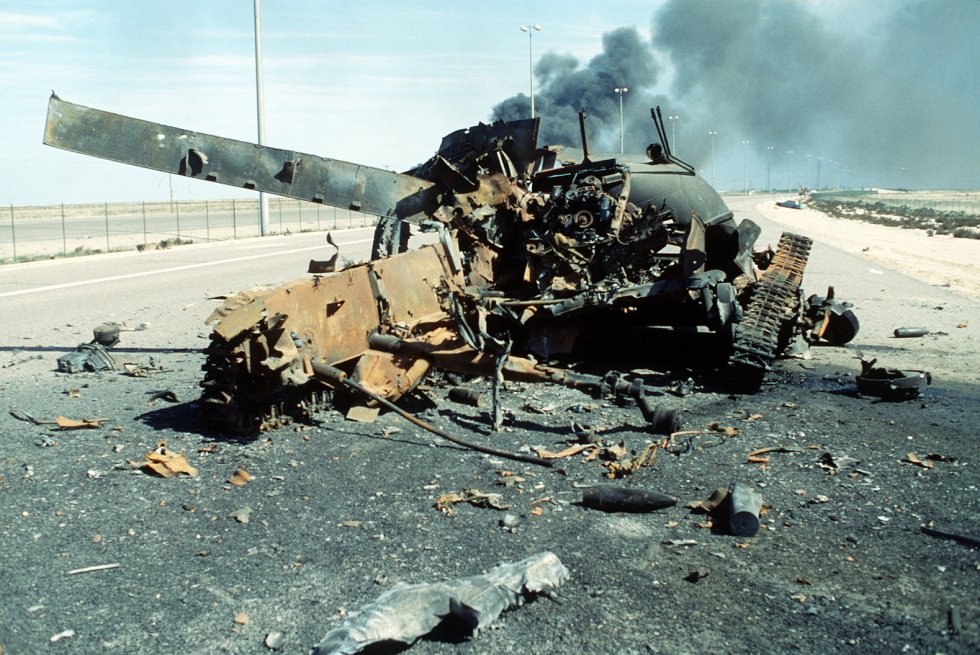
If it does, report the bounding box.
[199,332,332,435]
[728,232,812,374]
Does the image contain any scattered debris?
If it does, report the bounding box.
[579,485,676,513]
[746,445,801,464]
[146,390,179,403]
[139,442,198,478]
[856,358,931,400]
[776,200,803,209]
[434,489,510,515]
[448,387,481,407]
[227,469,252,486]
[229,506,253,524]
[893,327,928,338]
[56,323,120,373]
[67,563,119,575]
[55,416,105,429]
[309,552,569,655]
[728,483,763,537]
[49,629,75,643]
[344,405,380,423]
[264,631,285,650]
[920,525,980,549]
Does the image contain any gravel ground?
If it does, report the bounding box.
[1,206,978,654]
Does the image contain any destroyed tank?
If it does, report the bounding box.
[43,94,858,433]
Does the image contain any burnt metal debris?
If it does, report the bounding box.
[56,323,120,373]
[43,94,860,434]
[856,358,931,400]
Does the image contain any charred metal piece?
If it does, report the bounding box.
[894,327,928,338]
[580,486,677,513]
[42,94,860,433]
[856,358,931,400]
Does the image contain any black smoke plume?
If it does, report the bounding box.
[491,0,979,190]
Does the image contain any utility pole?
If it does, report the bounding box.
[254,0,270,235]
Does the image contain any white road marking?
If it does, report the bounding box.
[0,238,374,298]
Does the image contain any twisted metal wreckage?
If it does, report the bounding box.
[44,94,859,439]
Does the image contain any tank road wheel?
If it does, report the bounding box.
[371,216,410,260]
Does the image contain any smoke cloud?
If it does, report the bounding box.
[491,0,979,190]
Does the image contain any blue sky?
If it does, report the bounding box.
[1,1,976,205]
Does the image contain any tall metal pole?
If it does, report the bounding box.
[668,115,679,152]
[741,139,750,194]
[254,0,270,236]
[520,25,541,118]
[708,131,717,185]
[614,87,628,154]
[787,150,795,191]
[766,146,773,193]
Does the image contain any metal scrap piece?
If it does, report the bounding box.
[310,552,569,655]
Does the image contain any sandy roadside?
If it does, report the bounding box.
[753,198,980,300]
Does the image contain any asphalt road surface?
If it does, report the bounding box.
[1,201,977,655]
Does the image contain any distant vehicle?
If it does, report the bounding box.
[776,200,803,210]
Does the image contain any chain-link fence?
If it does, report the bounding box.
[0,198,380,263]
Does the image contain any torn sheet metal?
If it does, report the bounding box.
[310,552,569,655]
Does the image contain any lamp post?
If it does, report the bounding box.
[766,146,774,193]
[614,87,628,154]
[254,0,270,235]
[668,114,679,152]
[741,139,750,194]
[520,24,541,118]
[707,131,717,185]
[786,150,795,191]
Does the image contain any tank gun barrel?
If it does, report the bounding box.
[43,94,437,221]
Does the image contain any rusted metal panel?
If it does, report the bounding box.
[370,245,454,325]
[43,95,436,221]
[261,266,380,366]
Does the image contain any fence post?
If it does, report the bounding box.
[333,207,337,229]
[232,198,237,238]
[8,204,15,261]
[316,203,321,231]
[278,198,283,233]
[104,201,110,252]
[297,199,302,232]
[175,200,181,240]
[142,201,147,246]
[205,200,210,241]
[348,209,353,228]
[61,203,67,256]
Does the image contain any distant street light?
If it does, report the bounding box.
[520,24,542,118]
[787,150,795,191]
[741,139,750,194]
[708,131,718,185]
[668,114,679,152]
[766,146,774,193]
[254,0,270,235]
[614,87,629,154]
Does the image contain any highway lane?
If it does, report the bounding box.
[0,228,380,351]
[3,200,977,383]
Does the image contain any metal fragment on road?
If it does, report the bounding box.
[310,552,569,655]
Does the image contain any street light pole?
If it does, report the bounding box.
[741,139,750,194]
[668,114,679,152]
[614,87,628,154]
[766,146,774,193]
[520,24,541,118]
[786,150,795,192]
[254,0,270,236]
[707,131,717,185]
